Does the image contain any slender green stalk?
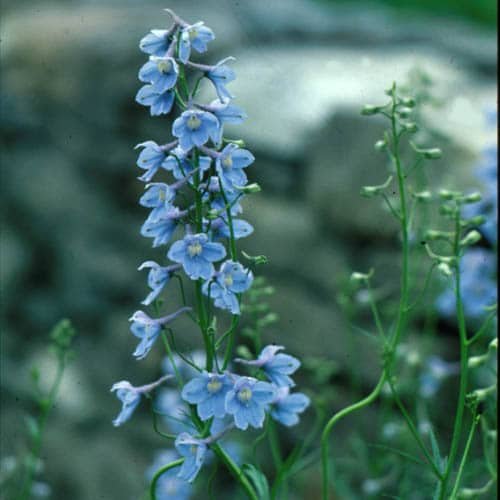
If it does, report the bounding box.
[438,212,470,499]
[449,413,480,499]
[149,459,184,499]
[321,374,387,499]
[18,361,66,500]
[211,444,259,500]
[321,86,415,499]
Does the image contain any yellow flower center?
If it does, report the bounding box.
[157,60,172,74]
[224,274,233,287]
[187,242,203,257]
[207,378,222,393]
[187,115,202,130]
[188,28,198,41]
[190,445,197,455]
[237,387,253,403]
[222,155,233,168]
[158,189,166,201]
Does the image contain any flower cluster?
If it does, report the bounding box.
[111,9,309,496]
[178,344,309,481]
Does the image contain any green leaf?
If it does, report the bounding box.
[242,464,270,500]
[428,425,445,473]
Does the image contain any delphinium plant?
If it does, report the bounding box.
[1,319,76,500]
[111,9,310,499]
[320,84,497,499]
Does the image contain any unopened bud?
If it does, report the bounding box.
[350,269,374,283]
[401,97,416,107]
[463,192,482,203]
[402,122,418,133]
[460,230,481,247]
[437,262,453,277]
[206,209,220,220]
[239,182,261,194]
[361,104,382,116]
[460,215,486,227]
[241,251,268,265]
[423,148,442,159]
[374,139,387,151]
[398,107,413,118]
[412,190,431,201]
[439,189,461,200]
[425,229,451,241]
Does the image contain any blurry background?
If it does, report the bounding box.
[0,0,497,499]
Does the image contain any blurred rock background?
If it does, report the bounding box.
[0,0,496,499]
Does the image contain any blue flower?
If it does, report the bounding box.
[139,183,177,222]
[175,433,208,482]
[162,146,212,181]
[436,248,497,320]
[215,144,254,190]
[270,386,310,427]
[110,381,142,427]
[199,100,247,145]
[141,207,185,247]
[147,450,192,500]
[135,141,169,182]
[225,376,276,430]
[172,110,220,151]
[237,345,300,387]
[130,308,191,359]
[182,372,234,420]
[111,375,172,426]
[136,84,175,116]
[202,261,253,315]
[178,22,215,63]
[167,233,226,280]
[139,29,171,56]
[138,261,179,305]
[139,56,179,93]
[208,217,254,241]
[206,58,236,103]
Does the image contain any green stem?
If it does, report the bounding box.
[212,444,258,500]
[193,149,213,371]
[449,413,479,499]
[387,380,442,479]
[321,87,414,499]
[18,359,66,500]
[149,459,184,499]
[321,374,386,500]
[439,212,470,499]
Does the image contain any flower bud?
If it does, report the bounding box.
[425,229,450,241]
[398,107,413,118]
[360,186,380,198]
[439,189,461,200]
[361,104,382,116]
[402,122,418,133]
[423,148,442,159]
[401,97,416,107]
[374,139,387,151]
[412,190,431,201]
[239,182,261,194]
[350,269,374,283]
[463,192,482,203]
[437,262,453,277]
[460,230,481,247]
[460,215,486,227]
[206,209,220,220]
[468,353,488,369]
